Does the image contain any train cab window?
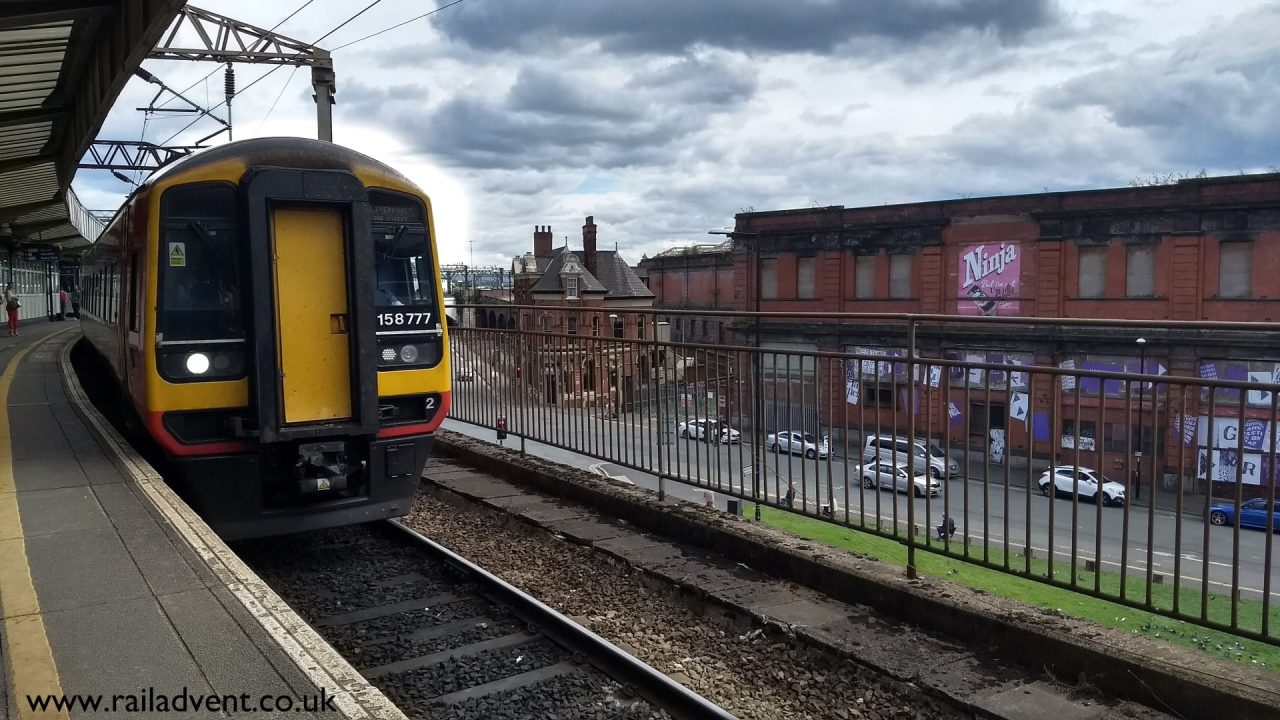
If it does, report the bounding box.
[157,184,243,342]
[370,190,442,369]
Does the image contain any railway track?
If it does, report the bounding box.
[239,521,736,720]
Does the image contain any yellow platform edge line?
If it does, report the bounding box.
[0,330,74,720]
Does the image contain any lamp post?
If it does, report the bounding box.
[710,227,761,519]
[1136,337,1147,503]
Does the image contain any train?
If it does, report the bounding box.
[79,137,451,539]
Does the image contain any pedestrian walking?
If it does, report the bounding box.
[4,284,19,336]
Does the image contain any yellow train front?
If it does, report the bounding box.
[80,137,451,540]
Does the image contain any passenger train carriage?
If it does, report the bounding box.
[80,137,450,539]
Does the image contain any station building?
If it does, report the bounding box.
[509,217,654,409]
[725,172,1280,495]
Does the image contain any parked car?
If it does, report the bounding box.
[678,418,741,444]
[862,434,958,479]
[766,430,829,459]
[1037,466,1126,506]
[860,461,940,497]
[1208,498,1280,530]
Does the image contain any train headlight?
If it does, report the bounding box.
[381,347,397,362]
[399,345,420,363]
[185,353,211,375]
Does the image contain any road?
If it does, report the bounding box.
[447,339,1280,602]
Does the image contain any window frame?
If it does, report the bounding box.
[1219,241,1253,299]
[1125,243,1156,298]
[888,252,912,299]
[1077,245,1107,298]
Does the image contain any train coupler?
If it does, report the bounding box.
[295,441,360,494]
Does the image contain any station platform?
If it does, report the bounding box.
[0,325,404,720]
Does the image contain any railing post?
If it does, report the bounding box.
[653,313,665,501]
[906,316,917,578]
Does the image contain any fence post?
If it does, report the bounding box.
[906,315,917,579]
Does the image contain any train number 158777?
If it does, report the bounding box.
[376,312,432,328]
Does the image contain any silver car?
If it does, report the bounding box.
[766,430,829,459]
[862,434,958,479]
[860,461,941,497]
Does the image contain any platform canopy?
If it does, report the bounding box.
[0,0,184,252]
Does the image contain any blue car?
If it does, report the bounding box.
[1208,498,1280,531]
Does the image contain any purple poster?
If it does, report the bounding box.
[958,242,1021,316]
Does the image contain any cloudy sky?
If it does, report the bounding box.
[75,0,1280,268]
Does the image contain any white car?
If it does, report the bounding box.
[860,462,941,497]
[766,430,829,459]
[1037,466,1126,506]
[677,418,741,444]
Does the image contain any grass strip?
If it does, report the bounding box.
[746,503,1280,671]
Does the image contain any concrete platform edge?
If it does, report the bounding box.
[56,339,407,720]
[434,429,1280,720]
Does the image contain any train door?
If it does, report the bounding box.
[270,207,353,423]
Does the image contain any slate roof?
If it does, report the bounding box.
[528,247,654,299]
[594,250,654,298]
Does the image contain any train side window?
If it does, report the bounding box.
[128,254,140,332]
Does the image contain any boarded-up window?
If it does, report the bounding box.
[1077,246,1106,298]
[1125,245,1156,297]
[761,258,778,299]
[855,254,876,299]
[1219,242,1253,298]
[797,257,816,299]
[889,253,912,299]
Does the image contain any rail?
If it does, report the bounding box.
[447,306,1280,646]
[385,520,739,720]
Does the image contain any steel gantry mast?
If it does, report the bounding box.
[149,5,336,141]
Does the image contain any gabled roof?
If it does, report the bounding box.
[530,247,607,294]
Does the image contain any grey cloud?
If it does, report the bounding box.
[433,0,1060,56]
[394,56,755,171]
[507,69,638,121]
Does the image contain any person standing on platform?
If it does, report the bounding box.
[58,287,68,321]
[70,286,80,319]
[4,285,20,336]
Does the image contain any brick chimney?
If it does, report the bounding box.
[533,225,552,257]
[582,216,597,275]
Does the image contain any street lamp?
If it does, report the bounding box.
[710,227,761,519]
[1136,337,1147,503]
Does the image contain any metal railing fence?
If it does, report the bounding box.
[447,305,1280,645]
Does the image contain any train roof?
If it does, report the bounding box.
[146,136,418,189]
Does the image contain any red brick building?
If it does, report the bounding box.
[727,172,1280,493]
[639,240,735,345]
[510,217,654,409]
